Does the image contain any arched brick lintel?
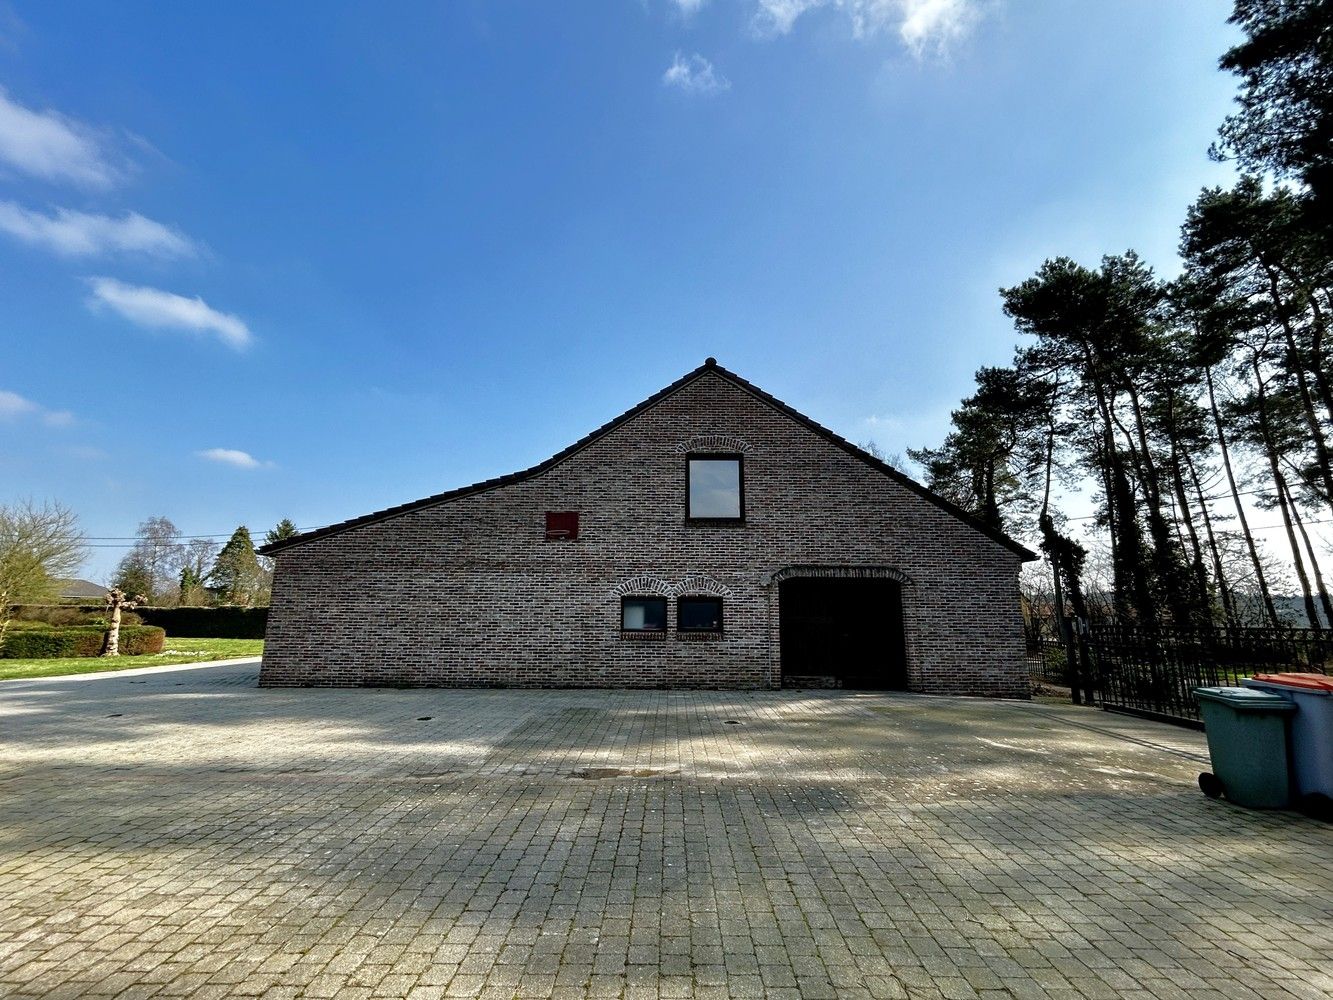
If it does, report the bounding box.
[611,574,734,598]
[674,434,753,455]
[676,574,732,598]
[764,564,914,587]
[612,575,675,597]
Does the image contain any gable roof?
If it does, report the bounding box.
[260,359,1037,560]
[55,578,107,599]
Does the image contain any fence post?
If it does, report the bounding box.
[1062,614,1083,705]
[1077,618,1096,706]
[1061,615,1097,707]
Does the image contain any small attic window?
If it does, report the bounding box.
[687,455,743,521]
[545,511,580,541]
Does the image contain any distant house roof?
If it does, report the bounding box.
[55,578,106,600]
[261,359,1038,561]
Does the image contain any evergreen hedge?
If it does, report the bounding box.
[2,625,166,659]
[134,607,267,639]
[7,605,268,639]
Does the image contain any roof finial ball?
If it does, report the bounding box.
[705,356,717,367]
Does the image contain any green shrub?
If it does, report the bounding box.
[5,605,140,627]
[119,625,166,655]
[1,625,165,659]
[42,606,100,626]
[9,603,265,638]
[134,606,267,639]
[2,627,104,658]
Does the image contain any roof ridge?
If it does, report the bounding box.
[704,363,1036,560]
[259,361,716,554]
[261,359,1036,560]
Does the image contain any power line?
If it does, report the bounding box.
[1062,486,1276,522]
[83,528,318,542]
[1059,513,1333,531]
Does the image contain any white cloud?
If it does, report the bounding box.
[0,88,123,188]
[86,277,253,350]
[752,0,822,35]
[662,52,731,95]
[197,448,269,470]
[752,0,984,55]
[0,201,196,258]
[0,389,36,420]
[0,388,74,427]
[897,0,981,55]
[0,389,36,419]
[671,0,709,16]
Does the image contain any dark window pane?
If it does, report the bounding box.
[622,597,667,631]
[688,458,741,519]
[679,597,723,632]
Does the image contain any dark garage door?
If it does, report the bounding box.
[779,578,907,689]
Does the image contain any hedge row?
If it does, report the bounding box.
[8,605,267,639]
[2,625,166,659]
[6,607,142,628]
[134,606,268,639]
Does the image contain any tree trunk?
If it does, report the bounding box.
[1035,388,1092,704]
[1183,449,1238,628]
[1108,451,1153,623]
[1094,437,1127,621]
[105,601,122,657]
[1116,388,1180,624]
[1285,482,1333,627]
[1156,386,1212,624]
[1207,366,1280,627]
[1282,263,1333,434]
[1103,397,1154,623]
[1077,345,1146,622]
[1252,357,1321,628]
[1266,268,1333,509]
[1169,448,1212,624]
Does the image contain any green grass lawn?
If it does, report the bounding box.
[0,638,264,681]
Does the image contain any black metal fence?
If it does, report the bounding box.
[1086,625,1331,727]
[1025,638,1071,687]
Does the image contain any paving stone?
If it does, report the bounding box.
[1,663,1331,999]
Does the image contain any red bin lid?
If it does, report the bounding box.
[1250,672,1333,692]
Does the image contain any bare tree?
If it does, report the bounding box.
[0,499,85,646]
[179,538,220,605]
[859,440,906,472]
[112,516,184,605]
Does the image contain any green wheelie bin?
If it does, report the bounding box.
[1194,686,1296,809]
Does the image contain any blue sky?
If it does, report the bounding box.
[0,1,1240,581]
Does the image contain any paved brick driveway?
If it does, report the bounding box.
[2,662,1331,1000]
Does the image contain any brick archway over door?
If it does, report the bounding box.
[766,566,915,690]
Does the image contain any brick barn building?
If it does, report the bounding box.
[259,359,1036,695]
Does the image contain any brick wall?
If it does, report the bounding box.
[260,371,1029,697]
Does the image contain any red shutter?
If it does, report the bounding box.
[545,511,579,540]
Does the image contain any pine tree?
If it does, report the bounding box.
[210,526,263,606]
[1214,0,1333,213]
[264,518,299,548]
